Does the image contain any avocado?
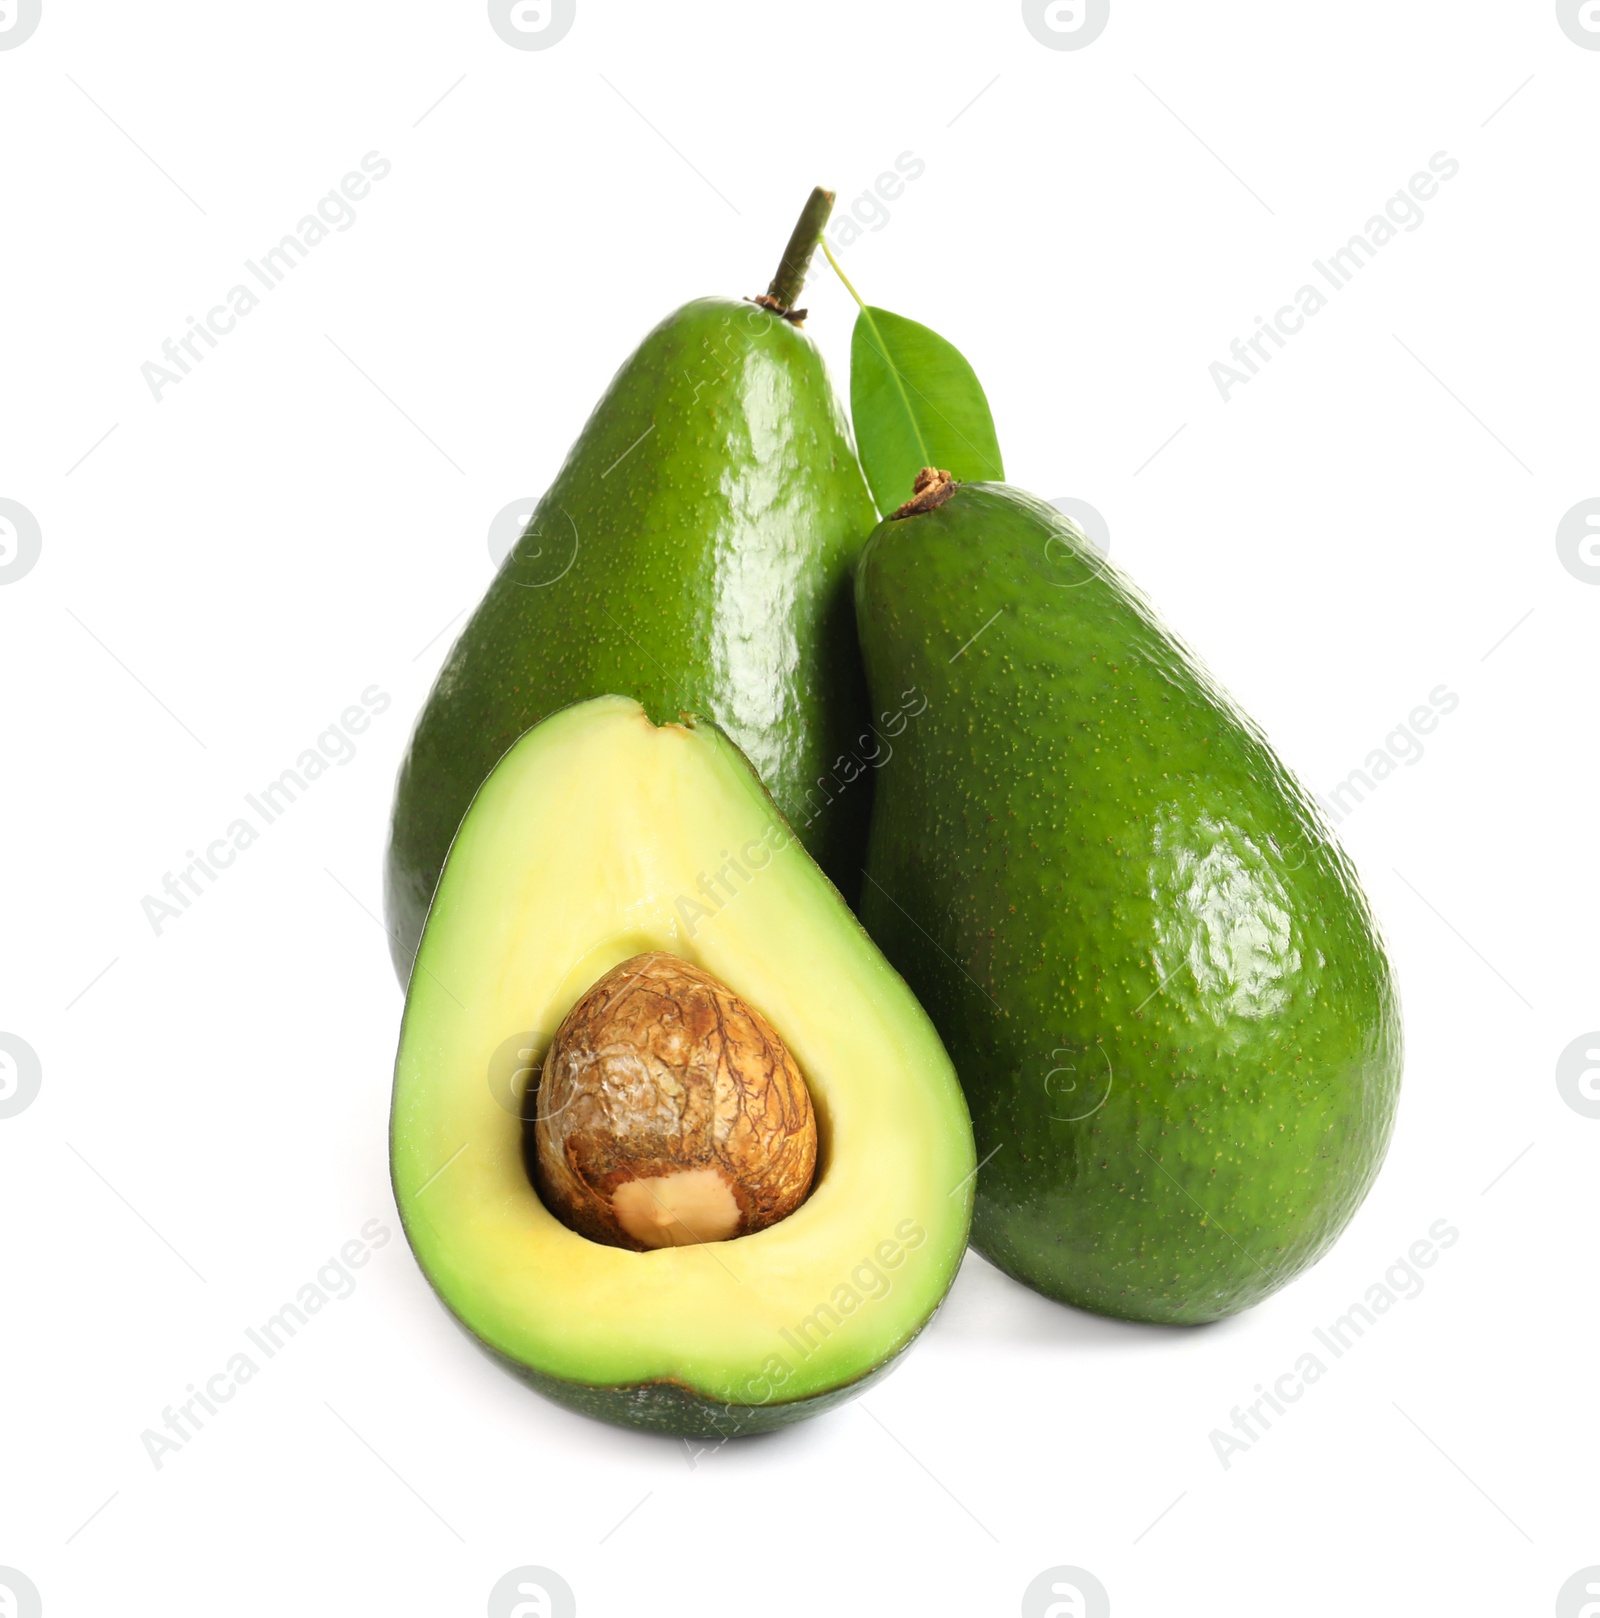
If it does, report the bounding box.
[853,477,1402,1324]
[385,266,877,981]
[390,695,974,1435]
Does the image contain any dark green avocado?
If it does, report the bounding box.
[854,479,1402,1324]
[386,296,877,981]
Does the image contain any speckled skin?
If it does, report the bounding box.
[385,298,878,981]
[855,484,1402,1324]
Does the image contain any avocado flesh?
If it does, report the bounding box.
[385,297,878,983]
[854,484,1401,1325]
[391,695,974,1435]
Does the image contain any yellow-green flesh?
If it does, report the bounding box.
[391,696,973,1424]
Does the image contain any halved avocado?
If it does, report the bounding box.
[390,696,975,1437]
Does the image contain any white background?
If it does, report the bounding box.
[2,3,1595,1614]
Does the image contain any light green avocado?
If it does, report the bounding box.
[384,294,878,983]
[391,696,974,1436]
[854,481,1402,1325]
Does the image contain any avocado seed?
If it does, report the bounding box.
[532,952,817,1250]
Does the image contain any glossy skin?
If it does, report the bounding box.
[385,298,878,981]
[855,484,1402,1324]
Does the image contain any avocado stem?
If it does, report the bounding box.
[763,186,836,316]
[892,467,957,519]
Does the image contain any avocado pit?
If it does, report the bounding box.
[532,952,817,1250]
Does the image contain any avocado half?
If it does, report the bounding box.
[390,696,975,1436]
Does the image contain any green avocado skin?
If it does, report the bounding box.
[447,1312,917,1440]
[855,484,1402,1324]
[385,297,878,980]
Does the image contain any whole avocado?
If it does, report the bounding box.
[386,293,877,981]
[854,477,1402,1324]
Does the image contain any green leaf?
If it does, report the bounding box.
[849,306,1004,516]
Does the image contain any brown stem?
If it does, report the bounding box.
[893,467,958,519]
